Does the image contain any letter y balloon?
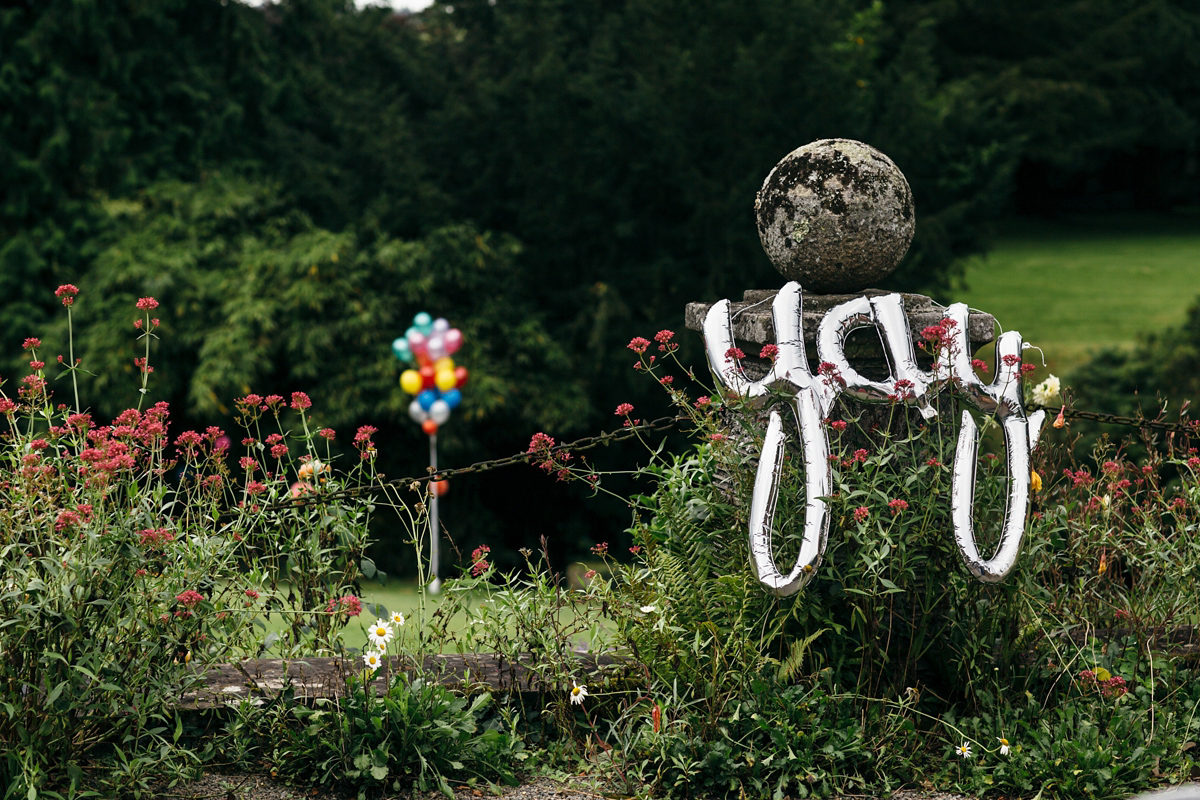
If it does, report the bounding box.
[703,282,1046,596]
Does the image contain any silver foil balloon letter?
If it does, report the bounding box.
[816,294,937,419]
[704,282,833,596]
